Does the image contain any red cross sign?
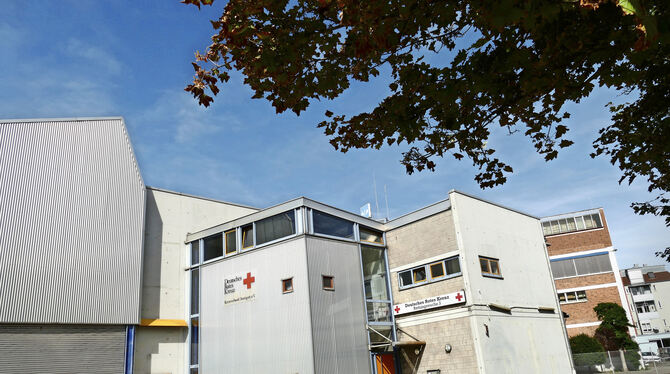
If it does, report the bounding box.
[243,272,255,289]
[394,306,401,313]
[455,292,463,302]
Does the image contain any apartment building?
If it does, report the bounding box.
[541,209,632,337]
[621,264,670,353]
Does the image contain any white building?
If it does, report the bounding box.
[0,117,574,374]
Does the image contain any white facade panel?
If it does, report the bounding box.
[200,238,314,373]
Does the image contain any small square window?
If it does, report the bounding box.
[576,290,587,301]
[322,275,334,290]
[225,230,237,254]
[558,293,566,303]
[479,257,501,278]
[412,267,427,283]
[429,262,445,279]
[282,278,293,293]
[241,225,254,249]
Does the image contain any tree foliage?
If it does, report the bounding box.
[594,302,638,350]
[570,334,607,366]
[182,0,669,224]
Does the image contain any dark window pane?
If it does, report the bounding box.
[592,213,603,228]
[190,317,199,365]
[191,241,200,265]
[225,230,236,254]
[480,258,489,273]
[550,259,577,278]
[399,271,413,287]
[360,226,384,244]
[242,225,253,248]
[190,269,199,314]
[413,267,426,282]
[282,278,293,293]
[445,257,461,275]
[313,210,354,239]
[489,260,500,275]
[322,275,334,290]
[256,211,296,245]
[203,234,222,261]
[430,263,445,278]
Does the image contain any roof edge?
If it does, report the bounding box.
[147,186,259,211]
[0,116,124,123]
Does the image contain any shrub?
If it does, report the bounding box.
[570,334,607,367]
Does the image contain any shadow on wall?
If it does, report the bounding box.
[397,329,425,374]
[141,191,164,320]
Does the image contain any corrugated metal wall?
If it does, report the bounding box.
[200,238,315,373]
[0,118,145,324]
[0,324,126,374]
[306,237,371,374]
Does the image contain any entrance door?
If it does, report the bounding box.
[375,353,396,374]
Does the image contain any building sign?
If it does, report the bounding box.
[392,290,465,316]
[224,271,256,305]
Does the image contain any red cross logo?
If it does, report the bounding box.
[455,292,463,302]
[242,272,255,289]
[394,306,401,314]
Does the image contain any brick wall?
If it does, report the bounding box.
[386,210,458,270]
[545,210,612,256]
[396,317,478,374]
[555,273,616,290]
[559,286,622,326]
[566,325,599,337]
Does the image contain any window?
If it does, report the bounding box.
[255,211,296,245]
[191,240,200,265]
[558,290,587,304]
[360,226,384,244]
[241,224,254,249]
[412,267,427,283]
[312,210,354,239]
[282,278,293,293]
[641,322,653,333]
[225,230,237,255]
[480,257,502,278]
[189,317,199,366]
[636,301,657,313]
[549,253,612,279]
[398,256,462,289]
[322,275,334,290]
[203,234,223,261]
[361,246,390,301]
[631,285,652,295]
[190,269,199,314]
[541,212,604,236]
[429,262,445,279]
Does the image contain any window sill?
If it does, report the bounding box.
[482,273,503,280]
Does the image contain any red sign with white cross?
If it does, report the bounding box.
[392,290,466,316]
[224,270,257,305]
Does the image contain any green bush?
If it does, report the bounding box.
[570,334,607,366]
[624,350,641,371]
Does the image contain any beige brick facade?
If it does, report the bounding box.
[386,211,458,270]
[396,317,478,374]
[560,286,621,326]
[554,272,616,290]
[566,325,599,337]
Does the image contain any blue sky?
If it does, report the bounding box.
[1,1,667,269]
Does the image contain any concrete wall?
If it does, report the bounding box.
[306,237,371,374]
[135,188,256,374]
[450,191,572,374]
[200,237,315,373]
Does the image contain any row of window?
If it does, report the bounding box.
[191,209,385,265]
[398,256,461,289]
[641,322,653,334]
[558,290,587,304]
[550,253,612,279]
[542,212,603,236]
[630,285,652,295]
[281,275,334,293]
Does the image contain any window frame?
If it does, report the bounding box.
[322,275,335,291]
[429,261,446,280]
[479,256,502,279]
[282,277,294,294]
[558,290,588,304]
[224,229,237,255]
[241,224,254,250]
[397,255,462,290]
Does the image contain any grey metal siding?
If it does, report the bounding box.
[0,324,126,374]
[0,118,145,324]
[306,237,371,374]
[200,238,315,373]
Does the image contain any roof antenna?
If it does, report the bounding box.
[373,172,380,219]
[384,184,390,221]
